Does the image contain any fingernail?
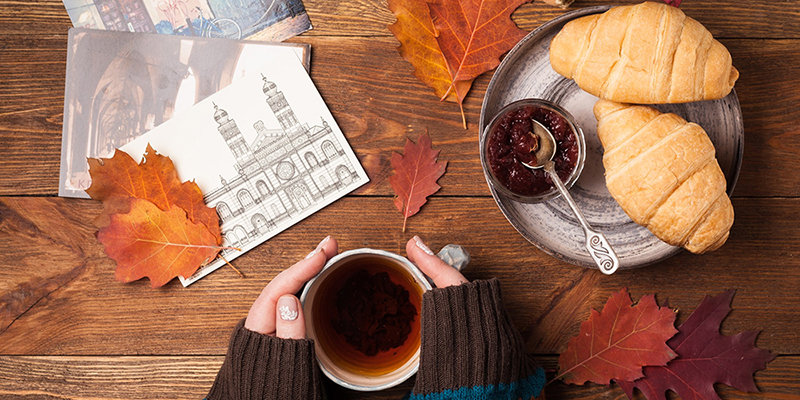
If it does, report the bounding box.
[304,247,321,259]
[316,235,330,250]
[277,296,299,321]
[414,236,435,256]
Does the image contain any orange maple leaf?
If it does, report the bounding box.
[86,144,221,244]
[388,0,474,127]
[97,198,221,288]
[389,133,447,232]
[388,0,530,128]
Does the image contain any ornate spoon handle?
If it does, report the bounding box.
[544,161,620,275]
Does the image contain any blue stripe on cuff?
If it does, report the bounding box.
[406,367,546,400]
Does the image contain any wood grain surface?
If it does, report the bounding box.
[1,0,799,398]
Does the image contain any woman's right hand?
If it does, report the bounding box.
[406,236,468,288]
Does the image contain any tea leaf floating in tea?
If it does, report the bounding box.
[332,270,418,356]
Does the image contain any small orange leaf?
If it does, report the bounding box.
[87,144,221,244]
[98,198,221,288]
[389,133,447,232]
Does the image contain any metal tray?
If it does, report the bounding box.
[479,6,744,270]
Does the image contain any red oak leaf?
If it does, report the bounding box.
[617,290,776,400]
[389,133,447,232]
[97,198,221,288]
[556,288,678,385]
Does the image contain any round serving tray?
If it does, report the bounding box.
[479,6,744,270]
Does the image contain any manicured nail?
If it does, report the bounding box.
[304,248,321,259]
[414,236,435,256]
[305,236,330,259]
[316,236,330,250]
[278,296,299,321]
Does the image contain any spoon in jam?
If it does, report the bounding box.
[521,119,620,275]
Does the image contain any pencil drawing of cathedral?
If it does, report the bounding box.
[205,75,361,255]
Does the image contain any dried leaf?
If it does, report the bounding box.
[556,288,678,385]
[388,0,530,127]
[387,0,474,125]
[97,198,220,288]
[617,290,776,400]
[428,0,530,95]
[389,133,447,232]
[87,144,221,244]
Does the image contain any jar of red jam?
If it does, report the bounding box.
[480,99,585,203]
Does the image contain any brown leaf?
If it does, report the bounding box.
[388,0,530,127]
[389,133,447,232]
[388,0,474,125]
[556,288,678,385]
[97,198,220,288]
[86,144,221,244]
[429,0,531,88]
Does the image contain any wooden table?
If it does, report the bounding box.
[2,0,799,398]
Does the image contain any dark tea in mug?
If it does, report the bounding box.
[301,249,430,390]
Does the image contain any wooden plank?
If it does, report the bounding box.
[1,0,800,39]
[0,355,797,399]
[1,37,799,198]
[1,196,799,355]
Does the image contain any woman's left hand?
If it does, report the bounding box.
[244,236,338,339]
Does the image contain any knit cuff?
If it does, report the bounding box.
[410,279,545,400]
[207,319,325,400]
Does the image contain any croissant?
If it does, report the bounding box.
[550,2,738,104]
[594,100,734,253]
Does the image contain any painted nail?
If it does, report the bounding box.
[316,235,330,250]
[277,296,299,321]
[414,236,435,256]
[304,247,321,259]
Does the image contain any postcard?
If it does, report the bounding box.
[62,0,311,42]
[59,28,310,198]
[119,56,368,286]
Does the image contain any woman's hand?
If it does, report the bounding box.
[406,235,468,288]
[244,236,338,339]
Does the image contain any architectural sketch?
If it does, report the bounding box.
[204,76,360,265]
[119,61,368,286]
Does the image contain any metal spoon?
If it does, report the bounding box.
[522,119,620,275]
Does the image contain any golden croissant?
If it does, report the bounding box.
[550,2,738,104]
[594,100,734,253]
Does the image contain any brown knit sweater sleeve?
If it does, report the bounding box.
[207,319,325,400]
[410,278,545,399]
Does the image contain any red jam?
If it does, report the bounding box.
[487,104,579,196]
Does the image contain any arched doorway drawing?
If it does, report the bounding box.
[256,180,270,198]
[322,140,336,159]
[216,202,232,221]
[290,183,312,210]
[305,152,318,168]
[336,165,353,185]
[252,213,269,234]
[233,225,250,244]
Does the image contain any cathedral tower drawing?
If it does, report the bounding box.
[203,76,361,255]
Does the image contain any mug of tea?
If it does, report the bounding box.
[300,248,432,391]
